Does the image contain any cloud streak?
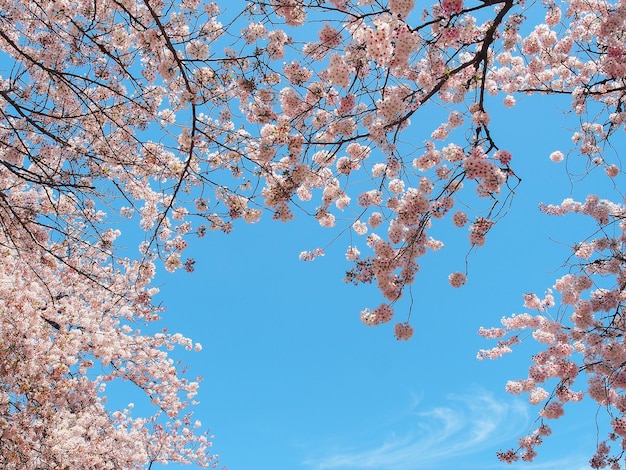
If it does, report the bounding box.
[303,388,531,470]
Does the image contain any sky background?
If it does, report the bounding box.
[106,3,624,470]
[130,93,623,470]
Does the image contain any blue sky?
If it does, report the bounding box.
[137,88,621,470]
[99,3,626,469]
[1,0,622,468]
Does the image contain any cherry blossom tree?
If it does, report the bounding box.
[1,0,626,467]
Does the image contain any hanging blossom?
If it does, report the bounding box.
[2,0,626,466]
[479,196,626,465]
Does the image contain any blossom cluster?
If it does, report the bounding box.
[3,0,626,466]
[480,196,626,464]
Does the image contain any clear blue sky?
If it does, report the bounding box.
[1,1,620,468]
[136,91,619,470]
[105,3,624,469]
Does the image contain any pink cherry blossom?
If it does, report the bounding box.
[549,150,565,162]
[4,0,626,466]
[605,164,620,177]
[394,322,414,341]
[448,271,466,288]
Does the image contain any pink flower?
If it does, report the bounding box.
[318,23,341,49]
[447,110,464,127]
[299,248,325,261]
[506,381,523,395]
[327,54,351,88]
[478,326,506,339]
[529,387,549,404]
[360,303,394,326]
[523,293,542,310]
[389,0,415,18]
[612,417,626,437]
[540,402,564,419]
[431,125,449,140]
[452,211,467,227]
[605,164,620,177]
[448,271,466,288]
[545,6,562,26]
[497,449,520,463]
[495,150,512,165]
[353,221,368,235]
[184,258,196,273]
[373,303,394,323]
[549,151,564,162]
[441,0,463,15]
[503,95,516,108]
[394,322,414,340]
[345,246,361,261]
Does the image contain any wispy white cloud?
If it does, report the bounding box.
[302,388,532,470]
